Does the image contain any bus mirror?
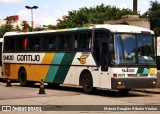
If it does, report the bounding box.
[109,44,114,53]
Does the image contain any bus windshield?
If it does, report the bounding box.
[112,33,156,65]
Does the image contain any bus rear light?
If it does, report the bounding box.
[113,74,117,77]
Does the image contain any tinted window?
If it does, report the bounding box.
[28,36,41,50]
[42,35,57,50]
[16,37,28,50]
[58,34,72,50]
[4,37,15,51]
[73,32,91,50]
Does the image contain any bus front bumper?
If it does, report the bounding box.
[111,77,157,90]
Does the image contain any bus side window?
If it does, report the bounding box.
[58,34,71,50]
[23,37,28,50]
[64,35,71,50]
[5,38,15,51]
[78,33,91,50]
[73,36,78,49]
[41,36,46,50]
[28,37,35,50]
[35,37,41,50]
[48,35,56,50]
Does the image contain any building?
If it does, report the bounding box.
[0,15,33,29]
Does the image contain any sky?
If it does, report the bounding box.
[0,0,159,26]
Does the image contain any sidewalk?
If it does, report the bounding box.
[133,88,160,94]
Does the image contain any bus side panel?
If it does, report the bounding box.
[100,68,112,89]
[63,66,78,85]
[25,52,55,82]
[2,63,19,80]
[2,52,55,82]
[44,52,76,84]
[63,52,102,87]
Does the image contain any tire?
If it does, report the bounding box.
[82,72,96,94]
[18,69,27,87]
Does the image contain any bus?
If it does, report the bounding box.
[0,38,3,79]
[2,24,157,93]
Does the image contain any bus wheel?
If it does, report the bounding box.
[119,89,130,94]
[18,69,27,87]
[82,72,96,94]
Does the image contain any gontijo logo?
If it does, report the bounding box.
[79,55,88,64]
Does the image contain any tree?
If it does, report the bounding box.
[0,24,14,37]
[142,0,160,36]
[21,21,31,32]
[56,4,132,29]
[48,24,57,30]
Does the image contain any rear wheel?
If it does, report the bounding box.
[82,72,96,94]
[18,69,27,87]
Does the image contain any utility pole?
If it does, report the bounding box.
[25,6,39,31]
[133,0,138,15]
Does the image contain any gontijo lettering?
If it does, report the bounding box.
[17,55,40,61]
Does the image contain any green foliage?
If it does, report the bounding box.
[0,24,14,37]
[142,0,160,36]
[56,4,132,29]
[21,21,31,32]
[48,24,57,30]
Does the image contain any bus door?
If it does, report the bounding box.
[100,42,111,71]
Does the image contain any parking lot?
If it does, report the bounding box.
[0,81,160,114]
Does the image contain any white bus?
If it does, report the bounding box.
[2,24,157,93]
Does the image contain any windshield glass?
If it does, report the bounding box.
[112,34,155,65]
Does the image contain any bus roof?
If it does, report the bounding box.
[4,24,154,36]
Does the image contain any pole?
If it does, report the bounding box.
[133,0,138,15]
[25,6,38,31]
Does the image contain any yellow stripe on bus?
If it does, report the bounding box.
[26,53,55,82]
[42,52,55,64]
[149,68,156,74]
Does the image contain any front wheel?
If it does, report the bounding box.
[82,72,96,94]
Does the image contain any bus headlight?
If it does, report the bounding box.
[152,81,156,85]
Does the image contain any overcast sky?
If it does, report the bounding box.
[0,0,159,26]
